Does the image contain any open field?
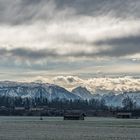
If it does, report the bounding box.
[0,117,140,140]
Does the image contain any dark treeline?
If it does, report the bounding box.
[0,95,138,111]
[0,96,140,117]
[0,96,107,110]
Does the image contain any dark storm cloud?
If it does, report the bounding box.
[0,47,93,60]
[0,0,140,25]
[55,0,140,18]
[0,0,140,59]
[95,35,140,57]
[0,48,57,60]
[0,0,48,25]
[1,33,140,60]
[0,47,102,60]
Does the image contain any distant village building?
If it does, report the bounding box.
[29,107,44,111]
[116,112,132,118]
[64,113,85,120]
[14,107,25,111]
[0,106,8,111]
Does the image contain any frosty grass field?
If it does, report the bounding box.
[0,117,140,140]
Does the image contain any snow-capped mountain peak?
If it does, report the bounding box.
[0,81,80,101]
[72,86,94,100]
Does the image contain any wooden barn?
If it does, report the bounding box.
[64,113,85,120]
[116,112,132,118]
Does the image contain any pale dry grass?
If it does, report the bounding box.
[0,117,140,140]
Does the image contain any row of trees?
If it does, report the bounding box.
[122,96,136,111]
[0,96,107,110]
[0,96,137,111]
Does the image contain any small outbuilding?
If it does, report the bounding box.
[64,113,85,120]
[116,112,132,118]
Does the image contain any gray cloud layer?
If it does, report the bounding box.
[95,35,140,57]
[0,48,57,60]
[1,34,140,60]
[0,0,140,25]
[0,0,140,77]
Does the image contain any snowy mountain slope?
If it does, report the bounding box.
[98,91,140,107]
[0,81,140,107]
[0,82,80,100]
[72,86,94,100]
[72,86,140,107]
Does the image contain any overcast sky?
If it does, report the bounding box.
[0,0,140,81]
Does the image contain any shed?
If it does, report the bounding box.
[116,112,132,118]
[14,107,25,111]
[64,113,85,120]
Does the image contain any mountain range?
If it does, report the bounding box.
[0,81,140,107]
